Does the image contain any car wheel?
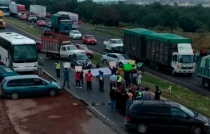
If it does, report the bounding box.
[11,92,19,100]
[103,59,108,64]
[49,89,56,97]
[136,123,148,133]
[191,125,202,134]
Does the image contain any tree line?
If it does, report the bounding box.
[16,0,210,33]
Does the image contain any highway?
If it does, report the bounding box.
[9,17,210,95]
[1,20,208,134]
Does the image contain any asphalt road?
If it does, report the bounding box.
[1,21,206,134]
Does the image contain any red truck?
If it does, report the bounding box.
[9,3,26,17]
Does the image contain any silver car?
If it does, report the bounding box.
[101,53,130,66]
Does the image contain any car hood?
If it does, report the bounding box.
[195,113,209,123]
[74,34,81,36]
[87,39,96,41]
[51,81,61,88]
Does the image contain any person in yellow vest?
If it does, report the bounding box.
[117,73,122,88]
[55,61,61,78]
[117,65,123,76]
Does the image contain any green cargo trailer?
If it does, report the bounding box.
[123,28,155,60]
[146,33,192,67]
[197,55,210,87]
[51,13,72,34]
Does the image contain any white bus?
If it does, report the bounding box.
[58,11,79,29]
[0,32,38,72]
[0,6,10,16]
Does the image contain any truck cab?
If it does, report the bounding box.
[0,10,6,28]
[171,43,195,76]
[59,44,85,60]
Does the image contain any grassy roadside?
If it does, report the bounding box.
[5,17,210,117]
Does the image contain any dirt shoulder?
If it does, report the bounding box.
[0,73,117,134]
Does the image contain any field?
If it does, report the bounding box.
[5,17,210,118]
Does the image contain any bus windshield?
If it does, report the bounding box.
[13,45,38,63]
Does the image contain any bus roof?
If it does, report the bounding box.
[0,32,36,45]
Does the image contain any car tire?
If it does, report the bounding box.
[136,123,148,134]
[49,89,56,97]
[10,92,19,100]
[191,125,202,134]
[103,59,108,64]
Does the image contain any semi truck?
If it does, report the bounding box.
[196,53,210,88]
[124,28,196,76]
[0,10,6,28]
[0,0,11,6]
[9,3,25,17]
[51,13,72,34]
[29,5,46,20]
[41,33,84,60]
[57,11,79,29]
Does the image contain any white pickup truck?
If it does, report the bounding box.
[103,39,123,52]
[41,36,85,60]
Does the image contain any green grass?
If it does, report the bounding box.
[5,17,210,117]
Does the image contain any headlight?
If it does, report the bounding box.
[204,123,209,126]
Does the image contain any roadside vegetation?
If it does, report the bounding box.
[5,17,210,118]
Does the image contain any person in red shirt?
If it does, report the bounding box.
[75,71,81,88]
[85,70,93,91]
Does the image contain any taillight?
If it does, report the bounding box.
[1,88,5,93]
[126,115,130,122]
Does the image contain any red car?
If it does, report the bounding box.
[82,35,97,45]
[46,12,51,18]
[37,20,46,26]
[36,41,42,52]
[75,44,94,58]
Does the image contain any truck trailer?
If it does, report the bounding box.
[51,13,72,34]
[57,11,79,29]
[29,5,46,20]
[41,33,84,60]
[9,3,25,17]
[124,28,196,75]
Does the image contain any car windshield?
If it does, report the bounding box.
[112,40,122,44]
[0,68,13,73]
[87,36,94,39]
[178,55,194,63]
[180,104,195,117]
[118,54,129,60]
[73,31,80,34]
[77,53,88,60]
[66,46,77,51]
[13,45,38,63]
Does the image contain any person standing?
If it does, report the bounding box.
[96,63,100,68]
[109,65,117,75]
[63,68,70,88]
[110,82,117,109]
[75,71,81,88]
[132,71,137,85]
[124,71,130,88]
[80,70,84,85]
[134,88,143,100]
[155,86,162,100]
[55,61,60,78]
[110,73,117,83]
[98,71,105,92]
[85,70,93,91]
[117,65,123,76]
[117,73,122,88]
[38,57,44,75]
[143,87,150,100]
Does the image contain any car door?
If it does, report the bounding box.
[146,106,170,131]
[31,78,49,95]
[169,108,190,132]
[107,40,112,50]
[18,78,35,95]
[106,54,114,62]
[60,46,68,58]
[112,54,119,63]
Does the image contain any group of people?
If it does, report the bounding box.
[108,64,162,114]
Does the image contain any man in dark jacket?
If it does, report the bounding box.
[109,65,117,75]
[110,82,117,109]
[155,86,161,100]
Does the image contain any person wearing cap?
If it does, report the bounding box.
[38,57,44,75]
[85,70,93,91]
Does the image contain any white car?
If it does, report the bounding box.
[69,30,82,39]
[28,15,37,22]
[103,39,123,52]
[101,53,130,66]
